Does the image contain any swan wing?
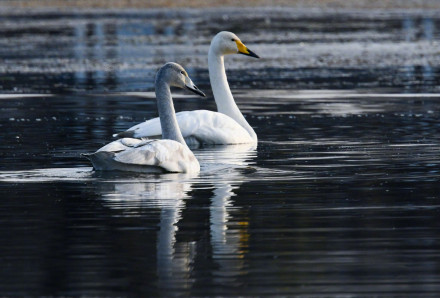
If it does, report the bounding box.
[86,138,199,173]
[114,117,162,139]
[96,137,146,153]
[177,110,254,144]
[114,110,254,145]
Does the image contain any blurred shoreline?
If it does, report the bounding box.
[0,0,439,93]
[1,0,440,10]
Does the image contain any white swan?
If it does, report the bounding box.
[113,31,259,146]
[83,62,206,173]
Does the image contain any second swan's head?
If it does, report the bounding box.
[156,62,206,97]
[211,31,259,58]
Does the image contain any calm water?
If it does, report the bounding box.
[0,7,440,296]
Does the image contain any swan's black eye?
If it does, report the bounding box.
[231,38,235,41]
[180,71,185,75]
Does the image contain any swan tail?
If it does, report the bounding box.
[81,151,116,170]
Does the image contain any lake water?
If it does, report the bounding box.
[0,7,439,296]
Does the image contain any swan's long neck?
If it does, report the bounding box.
[208,48,257,141]
[155,80,186,145]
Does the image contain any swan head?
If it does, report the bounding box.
[157,62,206,97]
[211,31,259,58]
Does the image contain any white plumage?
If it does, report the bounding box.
[86,138,200,173]
[120,110,254,146]
[84,62,205,173]
[113,31,259,145]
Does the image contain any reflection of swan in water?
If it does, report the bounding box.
[96,143,257,289]
[196,143,257,274]
[98,174,193,210]
[95,172,194,288]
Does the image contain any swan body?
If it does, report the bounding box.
[84,63,205,173]
[113,31,259,145]
[116,110,254,146]
[86,138,200,173]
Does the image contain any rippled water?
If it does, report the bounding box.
[0,7,440,296]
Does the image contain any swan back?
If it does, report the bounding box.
[86,138,200,173]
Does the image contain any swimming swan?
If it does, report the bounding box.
[113,31,259,146]
[83,62,206,173]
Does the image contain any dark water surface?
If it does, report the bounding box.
[0,7,440,296]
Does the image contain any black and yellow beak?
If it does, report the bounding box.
[235,40,260,58]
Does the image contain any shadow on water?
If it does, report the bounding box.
[0,7,440,297]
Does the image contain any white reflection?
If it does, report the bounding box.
[95,172,194,289]
[199,144,256,283]
[99,175,192,210]
[96,143,257,288]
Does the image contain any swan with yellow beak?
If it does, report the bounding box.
[114,31,260,146]
[234,36,260,58]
